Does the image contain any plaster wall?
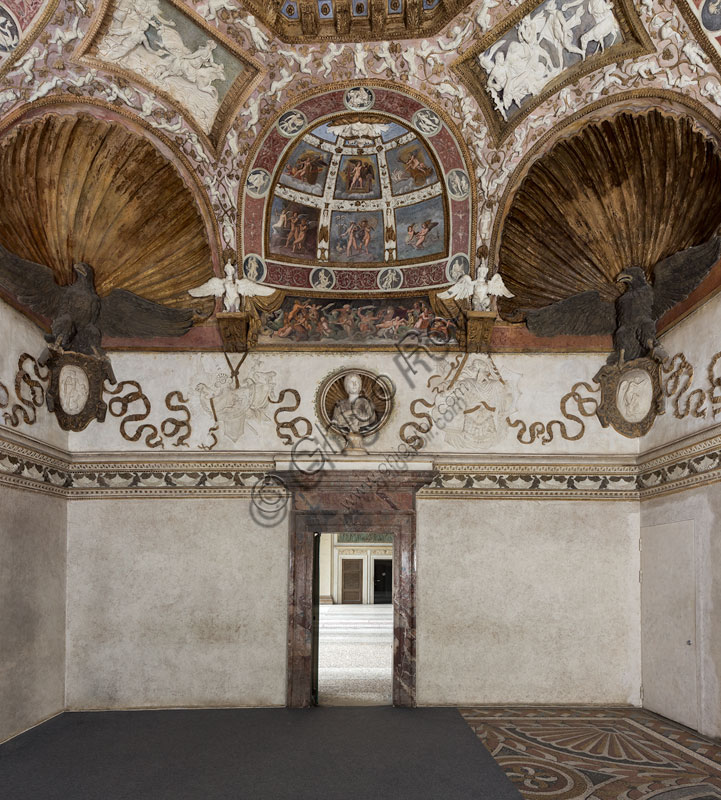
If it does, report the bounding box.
[65,349,636,457]
[65,498,288,709]
[644,289,721,452]
[0,484,66,742]
[415,498,642,706]
[640,485,721,739]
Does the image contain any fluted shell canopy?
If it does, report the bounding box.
[497,110,721,320]
[0,112,214,310]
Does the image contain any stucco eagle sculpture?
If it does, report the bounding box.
[0,243,195,355]
[511,237,721,364]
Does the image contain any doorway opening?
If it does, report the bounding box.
[314,532,394,706]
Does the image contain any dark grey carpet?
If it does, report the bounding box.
[0,707,522,800]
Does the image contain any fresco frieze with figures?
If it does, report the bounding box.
[453,0,652,142]
[242,85,473,295]
[258,296,457,347]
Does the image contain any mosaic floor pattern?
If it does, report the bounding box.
[460,707,721,800]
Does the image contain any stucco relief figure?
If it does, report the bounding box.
[331,372,377,434]
[616,369,653,422]
[439,264,514,310]
[58,365,90,416]
[435,356,517,449]
[196,365,277,442]
[96,0,231,132]
[480,0,621,118]
[188,261,275,312]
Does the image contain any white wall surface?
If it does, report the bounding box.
[415,498,641,706]
[65,498,289,709]
[66,349,636,457]
[641,486,721,739]
[645,289,721,452]
[0,300,68,451]
[0,484,66,742]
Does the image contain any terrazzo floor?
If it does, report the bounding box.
[317,604,393,706]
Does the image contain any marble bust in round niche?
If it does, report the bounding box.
[317,368,393,450]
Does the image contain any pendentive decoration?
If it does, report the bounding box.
[593,358,664,438]
[316,368,393,453]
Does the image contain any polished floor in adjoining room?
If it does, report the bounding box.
[317,604,393,706]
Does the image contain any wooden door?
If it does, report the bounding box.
[341,558,363,604]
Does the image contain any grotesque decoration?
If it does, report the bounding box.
[514,238,721,365]
[317,368,393,452]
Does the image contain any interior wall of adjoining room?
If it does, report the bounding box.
[415,498,642,706]
[64,498,288,710]
[0,484,66,743]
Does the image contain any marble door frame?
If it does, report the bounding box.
[280,469,432,708]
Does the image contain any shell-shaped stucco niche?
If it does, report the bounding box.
[497,110,721,320]
[0,112,213,309]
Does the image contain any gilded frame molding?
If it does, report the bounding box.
[451,0,655,146]
[72,0,265,155]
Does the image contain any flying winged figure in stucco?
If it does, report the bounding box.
[0,243,196,356]
[511,237,721,365]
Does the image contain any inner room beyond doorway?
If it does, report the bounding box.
[317,532,394,706]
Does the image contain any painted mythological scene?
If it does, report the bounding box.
[268,197,320,258]
[278,144,330,196]
[395,196,445,260]
[94,0,246,132]
[258,296,457,344]
[386,141,438,195]
[480,0,623,119]
[335,154,380,199]
[329,211,385,263]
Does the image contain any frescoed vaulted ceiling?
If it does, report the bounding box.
[0,0,720,352]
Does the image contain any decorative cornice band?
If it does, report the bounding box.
[1,428,721,501]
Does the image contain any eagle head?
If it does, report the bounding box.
[615,266,648,291]
[73,262,95,283]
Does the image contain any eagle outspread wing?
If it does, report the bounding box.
[651,236,721,320]
[0,242,65,317]
[187,277,225,299]
[99,289,195,339]
[523,290,617,337]
[438,274,474,301]
[235,278,276,297]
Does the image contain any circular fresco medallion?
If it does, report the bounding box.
[277,109,308,138]
[58,365,90,416]
[310,266,336,290]
[616,368,653,423]
[316,368,393,437]
[344,86,375,111]
[0,7,19,54]
[246,168,271,198]
[377,267,403,290]
[412,108,442,137]
[447,169,470,200]
[446,253,470,282]
[243,253,266,281]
